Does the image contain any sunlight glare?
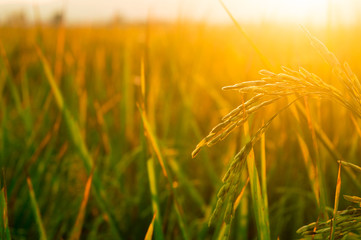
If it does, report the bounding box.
[226,0,360,25]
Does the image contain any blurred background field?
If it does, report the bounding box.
[1,1,361,239]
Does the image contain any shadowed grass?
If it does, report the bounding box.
[27,177,47,240]
[145,212,156,240]
[69,171,94,240]
[147,157,165,240]
[330,162,342,240]
[246,148,270,240]
[2,14,361,240]
[0,171,11,240]
[193,25,361,238]
[36,46,122,239]
[140,105,190,240]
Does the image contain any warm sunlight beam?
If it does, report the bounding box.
[0,0,360,25]
[216,0,359,25]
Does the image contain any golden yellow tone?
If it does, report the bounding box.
[1,15,361,240]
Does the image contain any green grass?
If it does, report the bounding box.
[0,19,361,239]
[0,172,11,240]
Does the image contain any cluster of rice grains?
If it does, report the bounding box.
[192,31,361,236]
[297,195,361,239]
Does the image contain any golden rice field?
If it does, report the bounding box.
[1,18,361,240]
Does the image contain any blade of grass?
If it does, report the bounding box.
[141,107,189,240]
[339,161,361,172]
[69,171,94,240]
[0,188,11,240]
[260,131,269,226]
[297,135,320,206]
[330,161,341,240]
[139,59,189,238]
[246,149,271,240]
[244,122,270,240]
[173,200,190,240]
[0,170,11,240]
[147,157,165,240]
[234,177,249,239]
[139,106,167,178]
[144,212,156,240]
[27,177,47,240]
[0,40,32,135]
[140,58,166,239]
[120,46,134,152]
[295,103,361,191]
[36,46,122,239]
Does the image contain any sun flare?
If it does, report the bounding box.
[219,0,355,24]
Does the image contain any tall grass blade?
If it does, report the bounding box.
[260,132,269,226]
[141,108,189,240]
[330,162,342,240]
[296,104,361,191]
[139,106,167,177]
[244,119,270,240]
[339,161,361,173]
[0,171,11,240]
[233,177,250,212]
[69,171,94,240]
[27,177,47,240]
[297,135,320,205]
[246,149,271,240]
[144,213,156,240]
[36,46,122,239]
[173,201,190,240]
[147,158,165,240]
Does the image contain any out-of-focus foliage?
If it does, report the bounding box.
[1,21,361,239]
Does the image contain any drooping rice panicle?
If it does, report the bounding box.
[193,30,361,239]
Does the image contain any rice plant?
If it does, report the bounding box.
[192,30,361,239]
[297,161,361,239]
[2,8,361,239]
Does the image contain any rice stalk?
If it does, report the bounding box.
[330,162,342,240]
[260,131,269,229]
[303,97,328,220]
[192,30,361,237]
[297,134,320,206]
[297,160,361,239]
[27,177,47,240]
[147,157,165,240]
[297,196,361,239]
[339,161,361,173]
[36,46,122,239]
[69,171,94,240]
[246,144,270,240]
[206,99,298,228]
[295,104,361,191]
[139,106,189,240]
[144,213,157,240]
[0,170,10,240]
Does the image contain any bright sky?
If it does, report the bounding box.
[0,0,360,25]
